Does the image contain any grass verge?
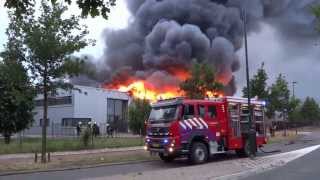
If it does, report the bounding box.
[267,130,299,144]
[0,150,157,174]
[0,137,144,155]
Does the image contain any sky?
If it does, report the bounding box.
[0,0,319,101]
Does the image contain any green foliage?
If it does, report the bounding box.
[288,97,302,124]
[0,16,36,143]
[312,5,320,31]
[0,61,35,144]
[81,127,91,147]
[4,0,116,19]
[266,74,290,118]
[128,99,151,135]
[7,1,92,93]
[242,62,268,100]
[180,62,223,99]
[6,1,92,161]
[300,97,320,125]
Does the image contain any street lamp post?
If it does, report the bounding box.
[292,81,297,98]
[292,81,298,134]
[243,8,256,158]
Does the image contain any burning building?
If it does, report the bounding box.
[72,0,319,102]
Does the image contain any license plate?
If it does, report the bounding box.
[152,143,160,148]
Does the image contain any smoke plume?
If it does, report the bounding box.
[74,0,319,95]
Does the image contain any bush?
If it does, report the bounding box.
[128,99,151,135]
[81,128,91,147]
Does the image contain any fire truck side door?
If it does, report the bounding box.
[200,104,220,139]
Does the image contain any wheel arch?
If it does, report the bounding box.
[189,134,209,153]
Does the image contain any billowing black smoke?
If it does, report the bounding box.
[74,0,319,95]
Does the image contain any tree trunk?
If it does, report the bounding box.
[4,133,11,144]
[41,70,48,163]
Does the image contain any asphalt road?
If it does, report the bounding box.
[243,146,320,180]
[1,131,320,180]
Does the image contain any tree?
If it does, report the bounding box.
[242,62,268,100]
[0,61,35,144]
[266,74,290,118]
[10,1,91,162]
[180,62,223,99]
[0,10,36,144]
[4,0,116,19]
[300,97,320,126]
[128,99,151,135]
[313,5,320,30]
[288,97,302,125]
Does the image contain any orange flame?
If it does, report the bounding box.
[105,68,224,101]
[206,91,224,98]
[108,80,223,102]
[116,81,181,102]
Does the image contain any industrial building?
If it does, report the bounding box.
[24,85,131,136]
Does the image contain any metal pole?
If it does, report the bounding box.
[292,81,298,134]
[243,8,256,157]
[292,81,297,98]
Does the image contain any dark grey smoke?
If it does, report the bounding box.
[73,0,319,96]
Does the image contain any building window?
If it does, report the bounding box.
[35,96,72,107]
[107,99,128,132]
[39,118,50,127]
[61,118,91,127]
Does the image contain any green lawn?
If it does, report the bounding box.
[0,137,144,155]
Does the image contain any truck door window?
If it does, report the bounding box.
[183,104,195,119]
[208,105,217,119]
[198,105,205,118]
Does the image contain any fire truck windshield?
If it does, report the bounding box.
[149,105,178,123]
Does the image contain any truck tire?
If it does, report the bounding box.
[159,153,175,163]
[236,140,254,157]
[189,142,208,164]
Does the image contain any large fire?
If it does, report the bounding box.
[104,68,223,102]
[117,81,181,101]
[105,80,223,102]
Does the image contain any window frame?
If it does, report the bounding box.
[207,105,218,120]
[182,104,196,119]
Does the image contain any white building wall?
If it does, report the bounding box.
[33,105,74,125]
[73,86,108,124]
[73,85,130,125]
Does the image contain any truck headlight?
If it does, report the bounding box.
[168,147,174,153]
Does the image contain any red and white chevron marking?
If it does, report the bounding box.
[179,117,208,130]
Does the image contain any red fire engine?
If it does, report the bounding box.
[144,96,267,164]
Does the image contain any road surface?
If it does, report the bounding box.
[243,146,320,180]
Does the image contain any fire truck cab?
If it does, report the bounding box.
[145,96,267,164]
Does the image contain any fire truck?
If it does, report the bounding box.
[144,96,267,164]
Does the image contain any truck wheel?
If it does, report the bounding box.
[236,140,254,157]
[189,142,208,164]
[159,153,175,163]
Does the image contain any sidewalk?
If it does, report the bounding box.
[0,146,143,160]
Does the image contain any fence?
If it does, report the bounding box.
[22,122,135,138]
[23,123,77,137]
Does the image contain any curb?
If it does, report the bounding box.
[0,159,157,177]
